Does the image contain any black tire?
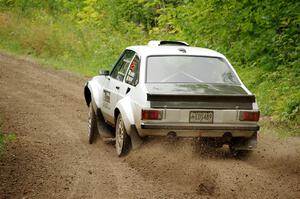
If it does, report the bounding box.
[229,137,254,159]
[201,137,223,148]
[88,104,97,144]
[115,114,131,156]
[229,147,252,159]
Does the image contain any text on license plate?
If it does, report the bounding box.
[189,111,213,123]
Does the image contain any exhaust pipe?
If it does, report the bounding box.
[167,131,177,139]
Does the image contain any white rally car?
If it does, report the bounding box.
[84,41,260,156]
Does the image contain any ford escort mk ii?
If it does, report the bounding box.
[84,41,260,156]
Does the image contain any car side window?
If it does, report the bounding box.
[111,50,135,82]
[125,55,140,86]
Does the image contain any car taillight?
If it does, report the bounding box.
[142,110,162,120]
[239,111,260,121]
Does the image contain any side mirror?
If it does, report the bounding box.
[99,70,110,76]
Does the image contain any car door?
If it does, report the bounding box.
[101,50,136,124]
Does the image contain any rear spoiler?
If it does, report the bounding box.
[146,94,256,103]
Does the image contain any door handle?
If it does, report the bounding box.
[116,86,120,90]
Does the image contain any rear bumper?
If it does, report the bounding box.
[138,123,259,138]
[141,123,259,131]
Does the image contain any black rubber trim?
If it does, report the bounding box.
[147,94,256,103]
[141,123,260,131]
[159,40,189,46]
[150,101,252,109]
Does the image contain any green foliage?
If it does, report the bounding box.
[0,125,15,153]
[0,0,299,129]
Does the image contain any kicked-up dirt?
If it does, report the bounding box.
[0,53,299,199]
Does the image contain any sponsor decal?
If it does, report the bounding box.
[103,90,111,103]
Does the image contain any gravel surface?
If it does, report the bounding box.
[0,53,299,199]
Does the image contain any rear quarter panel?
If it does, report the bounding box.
[115,83,149,132]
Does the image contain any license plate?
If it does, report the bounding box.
[189,111,213,123]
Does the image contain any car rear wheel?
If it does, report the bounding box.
[201,137,223,148]
[115,114,131,156]
[88,104,97,144]
[230,147,252,158]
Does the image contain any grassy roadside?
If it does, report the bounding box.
[0,9,299,136]
[0,131,15,154]
[259,117,299,137]
[0,10,146,76]
[0,117,15,155]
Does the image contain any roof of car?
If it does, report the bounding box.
[127,44,225,58]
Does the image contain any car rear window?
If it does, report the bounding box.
[146,56,240,84]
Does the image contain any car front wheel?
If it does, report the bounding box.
[115,114,131,156]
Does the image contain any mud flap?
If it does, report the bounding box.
[95,108,114,138]
[128,125,143,150]
[230,132,257,150]
[90,99,114,138]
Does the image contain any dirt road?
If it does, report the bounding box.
[0,53,299,199]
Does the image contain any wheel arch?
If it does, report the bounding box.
[84,78,105,109]
[115,97,135,135]
[114,108,121,124]
[84,84,92,107]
